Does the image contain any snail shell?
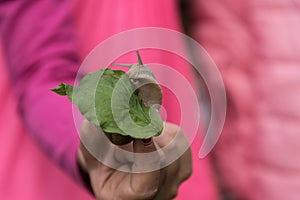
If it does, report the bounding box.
[127,63,162,109]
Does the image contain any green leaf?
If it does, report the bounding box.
[51,68,163,139]
[51,83,74,102]
[109,71,163,138]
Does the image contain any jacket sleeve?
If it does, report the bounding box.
[0,0,84,185]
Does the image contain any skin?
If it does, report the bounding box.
[77,120,192,200]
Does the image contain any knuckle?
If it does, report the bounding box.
[94,191,104,200]
[143,189,158,199]
[95,190,113,200]
[132,185,159,199]
[180,167,192,182]
[185,166,193,178]
[167,186,178,199]
[94,186,113,200]
[164,123,180,138]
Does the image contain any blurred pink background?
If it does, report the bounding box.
[1,0,300,199]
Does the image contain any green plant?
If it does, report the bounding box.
[51,51,163,145]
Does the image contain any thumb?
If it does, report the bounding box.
[134,138,156,153]
[132,139,161,173]
[126,139,160,198]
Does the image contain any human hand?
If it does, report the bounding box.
[77,120,192,200]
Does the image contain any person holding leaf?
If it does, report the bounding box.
[0,0,217,199]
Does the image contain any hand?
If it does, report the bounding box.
[77,120,192,200]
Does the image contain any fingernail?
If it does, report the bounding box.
[142,138,152,146]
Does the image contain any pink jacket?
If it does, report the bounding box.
[191,0,300,199]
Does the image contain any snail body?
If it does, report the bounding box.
[127,63,162,109]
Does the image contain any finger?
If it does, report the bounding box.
[153,124,192,199]
[130,139,160,199]
[117,139,161,199]
[132,139,161,172]
[153,122,180,147]
[78,142,98,171]
[154,160,180,200]
[154,141,191,199]
[114,142,134,165]
[157,123,192,182]
[177,147,192,183]
[172,128,192,183]
[80,120,108,158]
[80,120,125,169]
[80,119,99,140]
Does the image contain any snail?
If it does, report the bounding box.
[113,51,162,109]
[108,51,163,145]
